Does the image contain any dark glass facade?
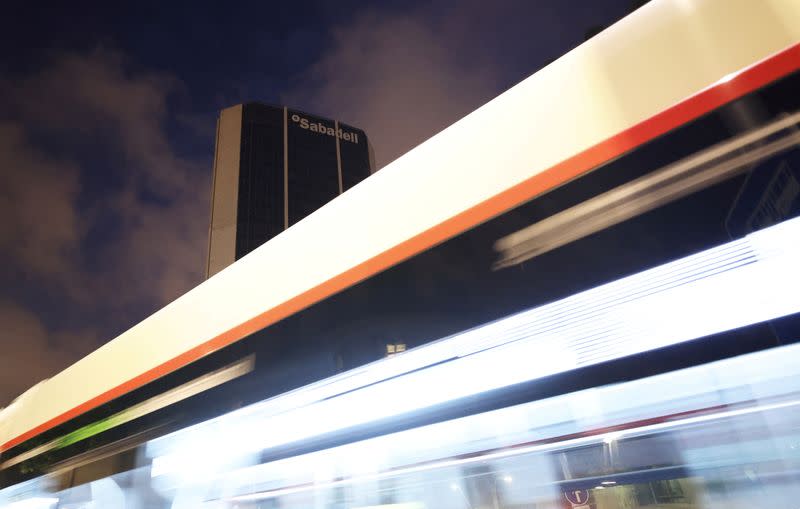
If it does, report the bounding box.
[215,102,373,267]
[285,109,341,227]
[339,120,373,192]
[236,104,286,259]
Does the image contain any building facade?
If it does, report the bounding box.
[206,103,374,277]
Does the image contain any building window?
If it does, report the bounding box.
[386,343,406,357]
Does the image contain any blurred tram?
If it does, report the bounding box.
[3,0,800,507]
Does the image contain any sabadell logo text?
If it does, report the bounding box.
[290,114,360,144]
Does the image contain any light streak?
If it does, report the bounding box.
[152,217,800,475]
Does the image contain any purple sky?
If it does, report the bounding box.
[0,0,639,405]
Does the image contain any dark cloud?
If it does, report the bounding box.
[0,123,82,279]
[0,300,98,405]
[284,6,504,168]
[2,49,194,200]
[0,49,209,405]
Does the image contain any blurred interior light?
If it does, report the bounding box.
[601,481,616,485]
[226,394,800,503]
[353,504,424,509]
[152,216,800,473]
[502,475,513,483]
[6,499,59,509]
[145,342,800,502]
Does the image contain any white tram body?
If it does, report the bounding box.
[2,0,800,465]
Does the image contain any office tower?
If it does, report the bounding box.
[207,103,374,278]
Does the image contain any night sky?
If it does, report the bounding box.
[0,0,639,405]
